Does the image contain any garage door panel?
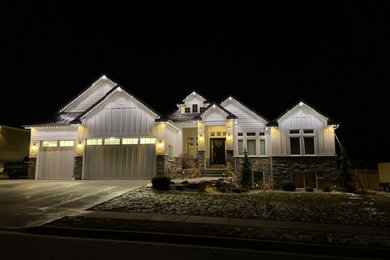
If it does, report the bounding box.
[85,144,155,179]
[38,147,74,180]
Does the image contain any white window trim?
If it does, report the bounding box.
[288,129,316,156]
[236,131,267,157]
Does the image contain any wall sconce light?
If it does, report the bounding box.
[199,135,204,141]
[77,142,83,149]
[32,143,37,150]
[158,140,163,147]
[227,134,232,140]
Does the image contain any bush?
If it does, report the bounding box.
[151,176,171,190]
[322,184,331,192]
[305,186,314,192]
[232,187,248,193]
[282,182,296,191]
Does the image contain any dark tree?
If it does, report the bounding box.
[335,135,354,193]
[241,149,252,187]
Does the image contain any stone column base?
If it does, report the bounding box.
[27,157,36,179]
[156,155,168,176]
[74,156,83,180]
[197,150,205,170]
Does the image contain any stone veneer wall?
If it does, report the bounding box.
[27,157,36,179]
[271,156,337,189]
[156,155,168,176]
[167,157,182,174]
[73,156,83,180]
[235,157,272,183]
[197,151,205,170]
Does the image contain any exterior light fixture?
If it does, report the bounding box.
[32,144,37,150]
[227,134,232,140]
[158,140,163,147]
[199,135,204,141]
[77,142,83,149]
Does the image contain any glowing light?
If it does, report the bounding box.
[158,140,163,148]
[199,135,204,141]
[77,142,83,149]
[32,144,37,150]
[227,134,232,140]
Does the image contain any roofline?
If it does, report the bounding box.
[220,95,270,122]
[199,102,238,119]
[179,90,209,104]
[72,85,161,123]
[266,99,339,127]
[57,73,116,113]
[23,123,79,129]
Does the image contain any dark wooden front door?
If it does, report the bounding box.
[210,138,225,164]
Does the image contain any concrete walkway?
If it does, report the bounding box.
[80,210,390,236]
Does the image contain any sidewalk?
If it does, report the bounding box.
[78,210,390,237]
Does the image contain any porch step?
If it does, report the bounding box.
[202,168,227,178]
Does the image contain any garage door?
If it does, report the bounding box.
[37,140,75,180]
[84,138,156,179]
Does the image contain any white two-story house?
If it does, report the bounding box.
[25,75,338,189]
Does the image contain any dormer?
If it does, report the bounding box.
[178,91,209,114]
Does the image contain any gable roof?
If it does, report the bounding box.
[200,102,237,120]
[58,74,117,113]
[178,91,210,105]
[220,95,269,123]
[266,99,339,127]
[72,85,161,123]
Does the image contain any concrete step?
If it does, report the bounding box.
[202,168,227,177]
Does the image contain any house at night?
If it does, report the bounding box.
[24,75,339,189]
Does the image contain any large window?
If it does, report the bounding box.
[238,140,244,155]
[247,140,256,155]
[289,129,315,155]
[192,104,198,113]
[122,138,138,145]
[290,137,301,155]
[304,137,315,155]
[259,139,266,155]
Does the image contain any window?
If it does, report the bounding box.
[200,107,206,113]
[104,138,120,145]
[59,140,74,147]
[223,132,226,136]
[122,138,138,145]
[210,132,215,136]
[237,133,243,136]
[290,129,300,134]
[304,137,315,154]
[185,107,190,113]
[217,132,221,136]
[42,141,57,147]
[247,132,256,136]
[259,132,265,136]
[238,140,244,155]
[86,139,102,145]
[247,140,256,155]
[140,138,156,144]
[169,145,173,161]
[259,139,266,155]
[192,104,198,113]
[304,129,314,134]
[290,137,300,155]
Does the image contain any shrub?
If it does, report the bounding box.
[241,150,252,186]
[322,184,331,192]
[305,186,314,192]
[232,187,248,193]
[282,182,296,191]
[151,176,171,190]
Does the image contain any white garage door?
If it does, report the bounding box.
[37,140,75,180]
[84,138,156,179]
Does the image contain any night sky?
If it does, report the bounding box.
[2,2,389,167]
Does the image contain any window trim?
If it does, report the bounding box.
[236,131,267,157]
[288,128,316,156]
[59,140,75,147]
[185,107,191,113]
[192,104,198,113]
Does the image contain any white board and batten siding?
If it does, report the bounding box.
[222,100,270,157]
[202,108,227,126]
[271,106,336,156]
[82,91,158,179]
[164,124,183,158]
[82,91,156,138]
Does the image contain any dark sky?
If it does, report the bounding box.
[1,1,389,167]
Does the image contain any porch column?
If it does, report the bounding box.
[225,119,234,167]
[197,121,206,170]
[74,125,85,180]
[156,122,167,176]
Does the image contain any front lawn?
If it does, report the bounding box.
[91,188,390,226]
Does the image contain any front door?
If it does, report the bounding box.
[210,138,225,164]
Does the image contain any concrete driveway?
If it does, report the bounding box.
[0,179,149,229]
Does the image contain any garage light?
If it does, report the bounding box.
[158,140,163,148]
[32,144,37,150]
[77,142,83,149]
